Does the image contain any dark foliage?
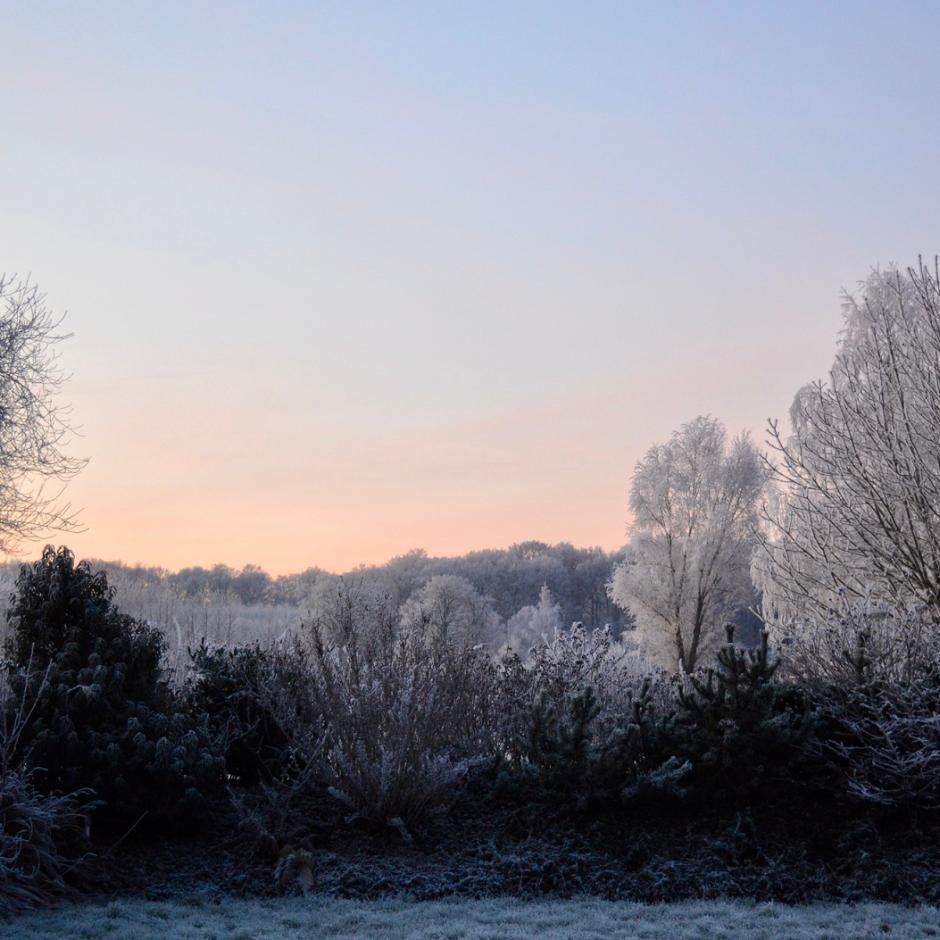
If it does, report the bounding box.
[669,626,822,803]
[816,673,940,812]
[185,641,290,785]
[3,547,224,828]
[5,552,940,906]
[502,680,687,813]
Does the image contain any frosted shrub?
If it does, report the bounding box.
[495,625,680,809]
[0,771,89,913]
[775,596,940,685]
[512,624,673,726]
[304,619,497,831]
[823,679,940,811]
[1,667,91,913]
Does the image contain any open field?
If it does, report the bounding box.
[5,897,940,940]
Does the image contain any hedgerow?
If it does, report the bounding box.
[4,548,940,907]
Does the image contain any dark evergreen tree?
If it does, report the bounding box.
[3,546,223,828]
[672,625,817,802]
[514,679,686,812]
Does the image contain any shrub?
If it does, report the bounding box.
[3,546,224,828]
[519,682,688,811]
[303,618,497,832]
[0,769,90,913]
[185,640,290,784]
[495,626,684,811]
[820,676,940,812]
[776,597,940,686]
[224,619,497,847]
[670,626,819,802]
[1,664,91,913]
[221,644,329,861]
[498,625,674,734]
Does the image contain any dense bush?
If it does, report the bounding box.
[185,640,290,784]
[1,665,92,914]
[513,683,688,811]
[3,547,224,828]
[305,620,497,831]
[220,643,329,862]
[494,626,684,811]
[820,675,940,811]
[776,597,940,686]
[222,619,500,854]
[669,627,821,803]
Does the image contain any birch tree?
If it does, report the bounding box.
[753,259,940,622]
[609,416,767,673]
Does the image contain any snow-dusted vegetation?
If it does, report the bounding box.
[7,897,940,940]
[608,416,767,672]
[754,262,940,624]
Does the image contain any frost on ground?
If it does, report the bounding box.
[4,897,940,940]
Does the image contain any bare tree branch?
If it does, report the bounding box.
[0,274,86,553]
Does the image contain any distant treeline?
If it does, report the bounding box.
[75,541,630,632]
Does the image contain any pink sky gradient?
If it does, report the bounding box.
[49,329,838,574]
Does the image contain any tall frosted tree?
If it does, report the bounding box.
[753,260,940,622]
[0,275,85,550]
[609,416,767,672]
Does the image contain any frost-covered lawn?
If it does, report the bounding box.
[5,897,940,939]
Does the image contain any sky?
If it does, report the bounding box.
[1,1,939,575]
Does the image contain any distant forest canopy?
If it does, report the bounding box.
[1,541,632,633]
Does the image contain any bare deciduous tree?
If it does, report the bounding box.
[609,416,767,673]
[753,259,940,623]
[0,275,85,552]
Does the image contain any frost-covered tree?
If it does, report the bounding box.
[505,584,563,656]
[308,574,397,645]
[609,416,767,673]
[0,276,85,551]
[399,574,500,645]
[754,260,940,622]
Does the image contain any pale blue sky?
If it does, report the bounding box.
[1,2,938,572]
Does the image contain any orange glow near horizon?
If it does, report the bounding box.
[6,331,838,577]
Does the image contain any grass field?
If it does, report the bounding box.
[5,897,940,939]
